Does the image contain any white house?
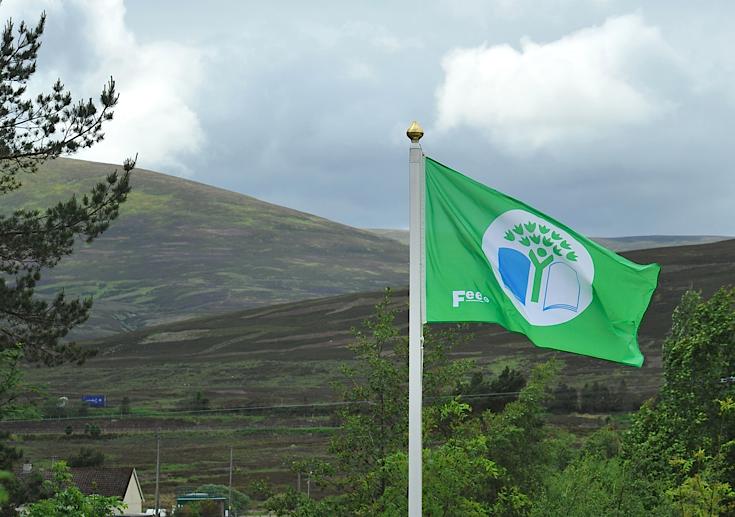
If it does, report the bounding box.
[70,467,145,516]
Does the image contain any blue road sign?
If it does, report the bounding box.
[81,395,106,408]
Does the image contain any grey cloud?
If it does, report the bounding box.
[5,0,734,237]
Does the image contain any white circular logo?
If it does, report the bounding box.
[482,209,594,326]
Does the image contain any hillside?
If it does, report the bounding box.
[1,158,408,337]
[24,238,735,408]
[7,238,734,498]
[367,228,730,251]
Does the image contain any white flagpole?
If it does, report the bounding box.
[406,121,425,517]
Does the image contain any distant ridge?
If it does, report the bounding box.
[593,235,731,252]
[366,228,411,246]
[367,228,730,252]
[1,158,408,337]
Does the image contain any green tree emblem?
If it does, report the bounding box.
[504,221,578,303]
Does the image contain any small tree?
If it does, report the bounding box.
[609,379,630,412]
[488,365,526,412]
[0,472,8,505]
[623,288,735,496]
[248,479,273,502]
[533,453,669,516]
[548,382,578,413]
[0,437,49,516]
[181,391,209,412]
[41,398,66,419]
[0,347,32,419]
[74,401,89,417]
[457,371,488,411]
[480,360,562,495]
[331,361,561,516]
[120,396,131,415]
[267,289,472,514]
[667,448,735,516]
[196,484,250,515]
[456,366,526,414]
[580,381,613,413]
[83,423,101,439]
[0,433,21,473]
[328,288,471,507]
[68,447,105,467]
[366,433,502,516]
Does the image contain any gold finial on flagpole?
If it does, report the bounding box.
[406,121,424,143]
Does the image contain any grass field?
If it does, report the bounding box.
[8,417,336,503]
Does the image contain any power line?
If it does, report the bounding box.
[0,400,371,424]
[0,386,666,424]
[11,374,730,426]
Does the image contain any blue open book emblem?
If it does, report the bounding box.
[498,247,530,304]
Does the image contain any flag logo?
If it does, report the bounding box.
[426,157,659,366]
[481,209,594,326]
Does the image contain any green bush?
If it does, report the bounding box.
[195,484,250,514]
[68,447,105,467]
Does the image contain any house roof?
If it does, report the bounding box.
[70,467,135,498]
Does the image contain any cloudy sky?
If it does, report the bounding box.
[2,0,734,236]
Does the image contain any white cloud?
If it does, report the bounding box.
[435,14,679,152]
[72,0,206,176]
[1,0,207,176]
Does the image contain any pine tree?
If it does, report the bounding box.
[548,382,578,413]
[120,396,131,415]
[0,10,134,365]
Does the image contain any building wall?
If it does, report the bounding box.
[121,475,143,514]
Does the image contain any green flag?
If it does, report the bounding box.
[425,157,660,367]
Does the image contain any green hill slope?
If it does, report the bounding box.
[24,238,733,409]
[1,158,408,336]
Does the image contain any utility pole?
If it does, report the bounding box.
[154,428,161,516]
[228,446,233,517]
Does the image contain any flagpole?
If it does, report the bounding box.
[407,121,425,517]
